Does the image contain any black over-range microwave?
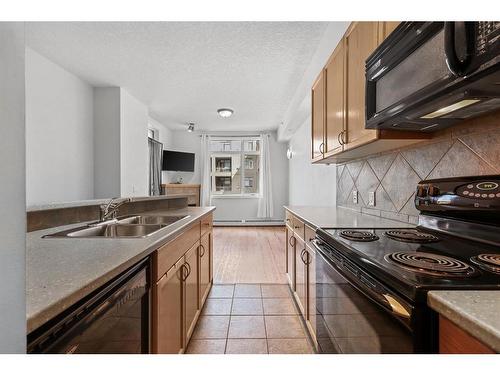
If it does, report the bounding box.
[365,22,500,132]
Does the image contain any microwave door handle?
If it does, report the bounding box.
[444,21,476,77]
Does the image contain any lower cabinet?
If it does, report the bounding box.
[152,214,213,354]
[439,316,495,354]
[286,225,295,290]
[199,230,212,306]
[295,237,307,316]
[154,258,184,354]
[184,242,200,343]
[286,213,318,348]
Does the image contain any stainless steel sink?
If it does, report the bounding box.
[43,215,189,239]
[66,224,165,238]
[117,215,188,225]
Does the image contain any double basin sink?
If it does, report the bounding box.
[44,214,189,239]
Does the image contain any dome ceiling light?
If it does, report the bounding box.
[217,108,234,118]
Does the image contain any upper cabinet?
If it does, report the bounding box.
[311,71,325,161]
[324,40,345,157]
[344,22,381,151]
[312,22,429,164]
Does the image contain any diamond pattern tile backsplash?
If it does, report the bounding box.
[336,115,500,224]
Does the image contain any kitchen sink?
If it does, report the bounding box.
[66,224,165,238]
[117,215,189,225]
[43,215,189,238]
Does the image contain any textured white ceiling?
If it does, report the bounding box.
[26,22,328,132]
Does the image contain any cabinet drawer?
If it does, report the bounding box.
[153,221,201,281]
[201,213,213,236]
[292,216,305,241]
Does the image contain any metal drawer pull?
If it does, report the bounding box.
[199,244,205,258]
[319,142,324,154]
[289,236,296,247]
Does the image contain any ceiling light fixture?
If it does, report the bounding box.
[217,108,234,118]
[187,122,195,132]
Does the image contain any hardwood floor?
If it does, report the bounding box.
[213,226,287,284]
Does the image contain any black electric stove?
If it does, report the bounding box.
[313,175,500,354]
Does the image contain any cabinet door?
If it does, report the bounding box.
[381,21,400,40]
[325,40,345,156]
[305,246,316,338]
[294,237,307,316]
[311,71,325,161]
[154,259,184,354]
[286,226,295,290]
[199,231,212,306]
[184,242,200,343]
[345,22,380,150]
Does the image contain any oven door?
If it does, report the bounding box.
[313,240,416,354]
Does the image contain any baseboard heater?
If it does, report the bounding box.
[214,219,285,227]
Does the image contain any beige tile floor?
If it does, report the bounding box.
[186,284,314,354]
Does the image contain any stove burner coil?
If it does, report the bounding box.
[470,254,500,274]
[385,251,477,277]
[339,230,379,242]
[384,230,439,243]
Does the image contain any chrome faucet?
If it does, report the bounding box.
[99,197,132,222]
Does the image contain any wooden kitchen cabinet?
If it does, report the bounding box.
[199,230,212,306]
[153,258,184,354]
[294,237,307,316]
[286,224,296,290]
[381,21,401,39]
[344,21,381,151]
[184,243,200,343]
[439,316,495,354]
[311,71,326,162]
[311,21,429,164]
[304,225,317,345]
[285,211,318,347]
[324,39,345,157]
[152,213,213,354]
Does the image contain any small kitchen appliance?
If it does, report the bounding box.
[313,175,500,353]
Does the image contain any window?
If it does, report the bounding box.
[209,137,260,196]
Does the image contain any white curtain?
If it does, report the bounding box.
[200,134,212,207]
[257,133,273,218]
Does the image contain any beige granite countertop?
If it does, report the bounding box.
[27,206,215,334]
[284,205,415,229]
[428,290,500,352]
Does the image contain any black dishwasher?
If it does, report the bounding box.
[28,258,151,354]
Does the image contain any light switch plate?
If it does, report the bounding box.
[368,191,375,206]
[353,190,358,204]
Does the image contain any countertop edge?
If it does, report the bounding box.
[27,194,192,212]
[428,291,500,352]
[27,206,215,334]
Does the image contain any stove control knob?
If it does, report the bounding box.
[428,185,440,196]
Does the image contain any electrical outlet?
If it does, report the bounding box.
[353,190,358,204]
[368,191,375,206]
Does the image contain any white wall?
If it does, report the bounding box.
[94,87,149,198]
[93,87,121,198]
[120,89,149,196]
[25,47,94,205]
[164,130,202,184]
[288,117,336,206]
[0,22,26,353]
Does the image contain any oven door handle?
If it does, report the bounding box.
[312,239,413,323]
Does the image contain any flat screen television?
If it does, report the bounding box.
[162,150,195,172]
